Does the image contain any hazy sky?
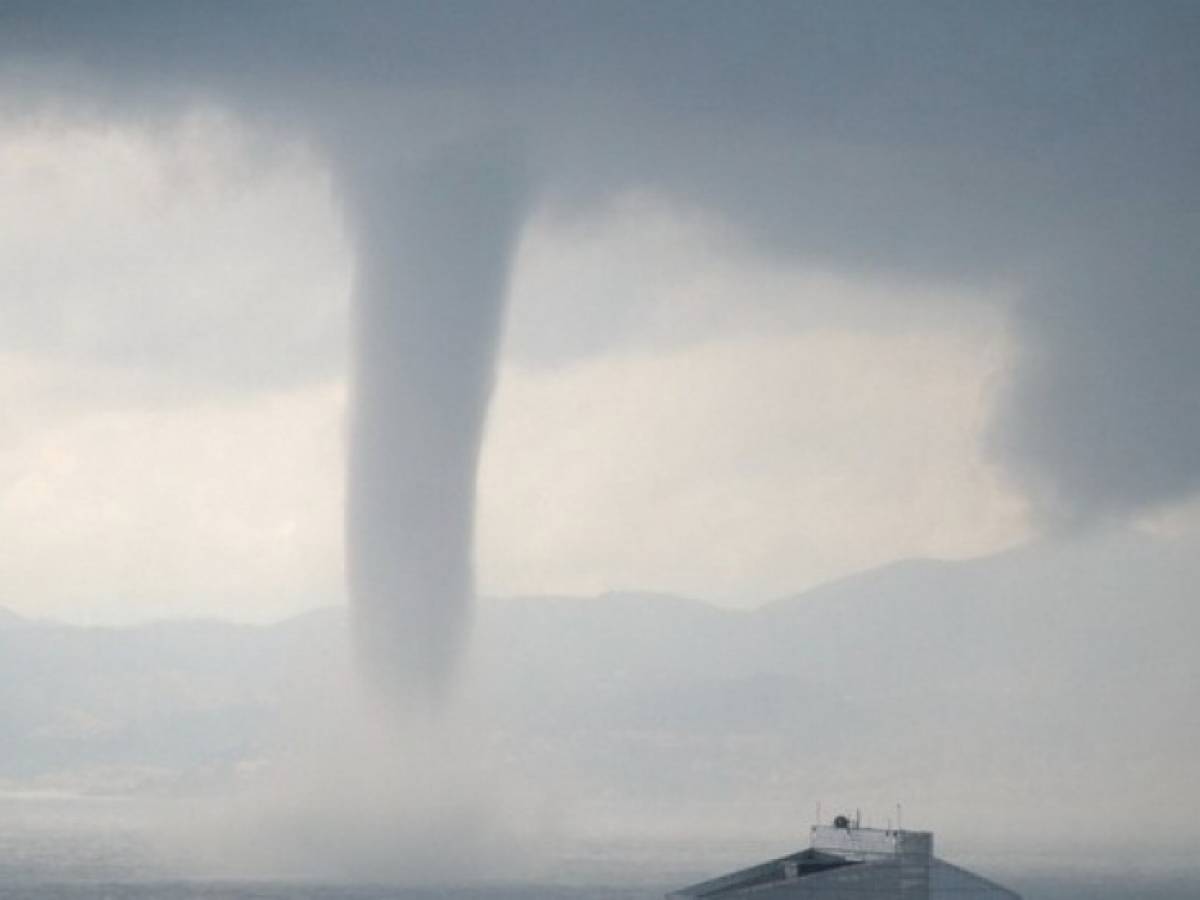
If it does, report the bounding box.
[1,3,1198,624]
[0,113,1023,622]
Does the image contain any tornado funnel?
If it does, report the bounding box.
[342,138,528,701]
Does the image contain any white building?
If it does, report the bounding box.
[668,817,1020,899]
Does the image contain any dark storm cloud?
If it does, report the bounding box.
[3,1,1199,687]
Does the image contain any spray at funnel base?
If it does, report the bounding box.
[343,138,528,702]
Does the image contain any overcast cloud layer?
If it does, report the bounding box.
[5,1,1198,526]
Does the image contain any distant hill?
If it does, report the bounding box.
[0,529,1195,861]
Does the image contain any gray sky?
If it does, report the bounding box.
[1,3,1198,623]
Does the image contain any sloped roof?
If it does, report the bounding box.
[669,848,857,898]
[930,858,1022,898]
[669,853,1022,900]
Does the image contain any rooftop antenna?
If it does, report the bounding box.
[897,802,903,833]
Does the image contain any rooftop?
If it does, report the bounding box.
[668,818,1019,899]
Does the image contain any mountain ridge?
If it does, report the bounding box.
[0,531,1193,859]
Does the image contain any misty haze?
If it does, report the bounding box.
[0,3,1198,899]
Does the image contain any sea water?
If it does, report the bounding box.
[1,798,1194,899]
